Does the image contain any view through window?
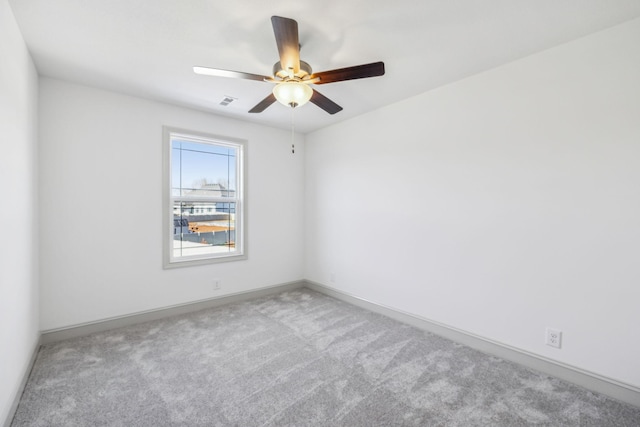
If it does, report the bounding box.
[164,128,246,267]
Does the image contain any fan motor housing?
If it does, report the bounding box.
[273,60,312,80]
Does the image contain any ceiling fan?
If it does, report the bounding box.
[194,16,385,115]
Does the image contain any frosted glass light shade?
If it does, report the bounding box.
[272,82,313,108]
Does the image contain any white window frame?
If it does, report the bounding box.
[163,126,247,268]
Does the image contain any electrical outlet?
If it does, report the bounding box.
[545,328,562,349]
[213,279,221,290]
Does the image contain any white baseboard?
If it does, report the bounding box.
[4,336,41,427]
[305,280,640,409]
[41,281,305,344]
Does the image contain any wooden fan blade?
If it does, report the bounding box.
[194,66,272,82]
[271,16,300,75]
[310,61,385,85]
[310,90,343,115]
[249,93,277,113]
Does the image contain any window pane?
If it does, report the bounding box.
[172,201,236,258]
[172,139,237,197]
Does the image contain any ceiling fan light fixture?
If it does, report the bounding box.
[195,16,384,114]
[272,81,313,108]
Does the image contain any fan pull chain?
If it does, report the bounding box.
[290,106,296,154]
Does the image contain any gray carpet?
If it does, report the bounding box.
[11,289,640,426]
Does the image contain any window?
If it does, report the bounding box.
[163,127,246,267]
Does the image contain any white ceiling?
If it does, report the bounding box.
[9,0,640,134]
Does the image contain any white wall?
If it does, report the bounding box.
[305,18,640,388]
[0,0,39,423]
[39,79,305,330]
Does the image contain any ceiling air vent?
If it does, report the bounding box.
[219,96,237,107]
